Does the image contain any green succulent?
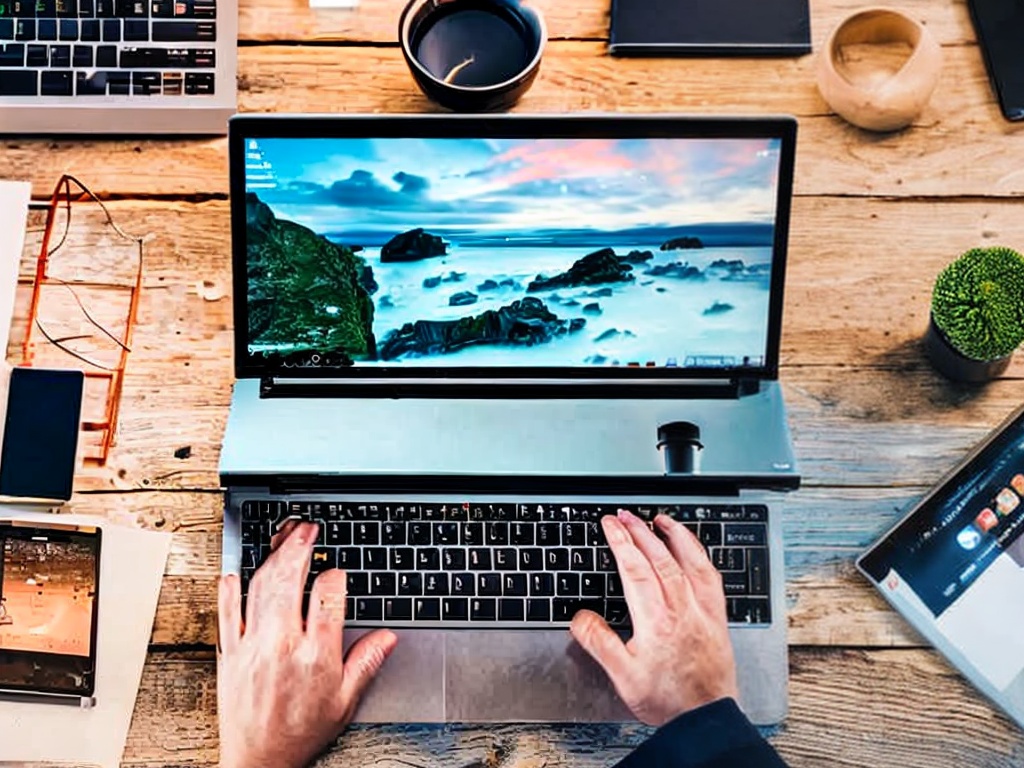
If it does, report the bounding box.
[931,246,1024,361]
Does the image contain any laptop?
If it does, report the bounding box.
[220,114,801,725]
[0,0,236,135]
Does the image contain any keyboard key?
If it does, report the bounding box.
[122,16,145,38]
[116,0,145,15]
[477,573,501,596]
[450,572,474,596]
[518,547,542,571]
[442,548,466,571]
[40,68,71,93]
[515,504,538,522]
[722,571,749,596]
[398,572,422,596]
[530,572,554,596]
[442,597,468,621]
[0,19,12,38]
[563,523,586,546]
[498,598,524,621]
[310,546,335,573]
[371,573,396,595]
[510,522,534,546]
[586,522,606,546]
[77,0,93,15]
[346,572,369,597]
[355,598,382,621]
[417,548,440,571]
[570,548,594,571]
[55,0,76,15]
[712,547,744,571]
[420,504,443,521]
[470,598,496,621]
[326,522,351,546]
[545,548,569,571]
[364,548,387,570]
[384,597,412,621]
[606,600,630,626]
[241,544,258,571]
[71,42,90,65]
[415,598,440,621]
[556,573,579,597]
[386,547,412,570]
[526,598,550,621]
[25,42,46,64]
[552,598,603,623]
[0,41,24,64]
[106,70,128,93]
[699,523,722,548]
[381,522,405,546]
[100,17,117,38]
[724,524,767,547]
[468,548,491,570]
[727,597,770,625]
[95,41,115,64]
[494,548,517,571]
[503,573,527,596]
[423,572,448,596]
[408,522,431,546]
[461,522,483,546]
[745,504,768,522]
[537,523,560,546]
[58,17,76,38]
[354,522,379,545]
[336,547,361,570]
[95,0,115,15]
[606,573,623,597]
[152,18,211,39]
[13,19,31,40]
[433,522,458,545]
[581,573,605,597]
[485,522,508,545]
[596,547,616,572]
[748,548,768,595]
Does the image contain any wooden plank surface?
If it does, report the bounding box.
[120,648,1024,768]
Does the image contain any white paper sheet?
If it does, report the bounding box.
[0,508,171,767]
[0,180,31,358]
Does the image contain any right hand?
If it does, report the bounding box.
[570,509,739,727]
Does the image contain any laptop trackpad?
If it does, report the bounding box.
[444,630,630,722]
[347,629,630,723]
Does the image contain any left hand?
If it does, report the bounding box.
[217,521,398,768]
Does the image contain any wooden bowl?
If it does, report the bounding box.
[816,7,942,132]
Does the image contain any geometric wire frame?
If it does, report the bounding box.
[21,175,144,466]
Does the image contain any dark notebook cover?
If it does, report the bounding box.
[610,0,811,56]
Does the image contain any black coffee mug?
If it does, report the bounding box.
[657,421,704,475]
[399,0,546,112]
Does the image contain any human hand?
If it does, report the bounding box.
[570,509,738,726]
[217,521,398,768]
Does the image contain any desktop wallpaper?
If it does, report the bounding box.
[243,136,782,369]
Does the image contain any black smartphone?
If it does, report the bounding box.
[968,0,1024,121]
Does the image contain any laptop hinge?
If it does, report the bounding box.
[259,375,751,400]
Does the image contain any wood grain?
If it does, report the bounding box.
[1,44,1022,199]
[233,0,975,46]
[120,648,1024,768]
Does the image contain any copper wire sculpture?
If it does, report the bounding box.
[21,175,144,466]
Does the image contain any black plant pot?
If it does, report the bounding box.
[923,315,1013,383]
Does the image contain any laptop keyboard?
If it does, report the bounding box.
[0,0,215,97]
[238,501,772,627]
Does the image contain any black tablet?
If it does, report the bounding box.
[0,521,101,704]
[858,405,1024,728]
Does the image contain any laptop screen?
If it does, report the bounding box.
[231,116,796,381]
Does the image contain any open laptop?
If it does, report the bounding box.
[220,114,801,725]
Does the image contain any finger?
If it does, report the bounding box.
[217,574,243,655]
[338,629,399,716]
[570,609,633,683]
[306,569,347,649]
[655,515,726,621]
[617,509,693,611]
[602,514,667,634]
[246,521,317,633]
[270,518,302,551]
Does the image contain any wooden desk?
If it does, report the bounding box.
[3,0,1024,764]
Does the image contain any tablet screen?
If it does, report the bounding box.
[860,407,1024,706]
[0,523,101,698]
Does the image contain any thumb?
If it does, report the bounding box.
[570,609,632,683]
[339,629,398,711]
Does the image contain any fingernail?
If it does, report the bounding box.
[617,508,638,524]
[295,522,317,544]
[603,515,628,543]
[654,514,674,528]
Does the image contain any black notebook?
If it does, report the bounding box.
[610,0,811,56]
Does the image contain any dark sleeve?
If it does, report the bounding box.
[614,698,789,768]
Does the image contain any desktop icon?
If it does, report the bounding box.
[956,525,983,551]
[976,508,1000,533]
[1012,474,1024,496]
[996,488,1020,516]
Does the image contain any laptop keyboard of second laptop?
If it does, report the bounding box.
[238,500,772,627]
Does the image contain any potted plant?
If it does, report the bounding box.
[924,245,1024,382]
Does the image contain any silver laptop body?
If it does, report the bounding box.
[221,114,801,725]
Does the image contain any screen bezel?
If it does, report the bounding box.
[858,403,1024,584]
[0,522,102,698]
[229,114,798,382]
